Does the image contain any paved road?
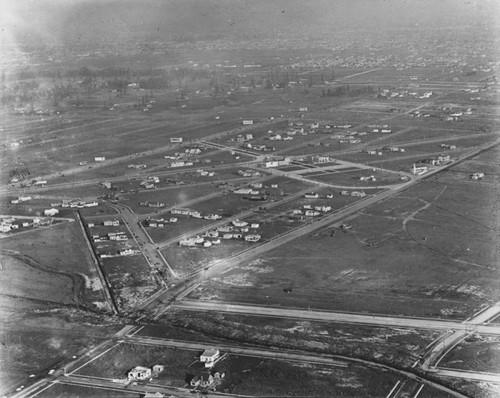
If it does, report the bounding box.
[420,302,500,371]
[173,300,500,333]
[430,368,500,383]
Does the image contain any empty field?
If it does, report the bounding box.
[192,147,500,320]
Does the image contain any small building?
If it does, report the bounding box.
[304,192,319,199]
[94,157,106,162]
[144,392,165,398]
[233,188,253,195]
[242,120,253,125]
[128,366,151,381]
[44,208,59,216]
[312,155,330,164]
[152,365,164,374]
[200,349,220,368]
[103,220,120,227]
[245,234,261,242]
[471,172,485,180]
[170,137,183,143]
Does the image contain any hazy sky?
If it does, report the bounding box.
[1,0,499,48]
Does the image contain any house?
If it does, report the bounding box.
[233,188,253,195]
[152,365,164,374]
[313,155,330,164]
[119,248,135,256]
[101,181,112,189]
[0,225,11,233]
[412,164,428,175]
[170,137,183,143]
[144,392,165,398]
[44,208,59,216]
[351,191,366,197]
[471,172,485,180]
[232,219,248,227]
[242,120,253,125]
[264,161,279,168]
[200,349,220,368]
[128,366,151,381]
[304,192,319,199]
[94,157,106,162]
[147,176,160,184]
[245,234,261,242]
[103,220,120,227]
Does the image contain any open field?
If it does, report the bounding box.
[152,310,441,369]
[0,221,107,310]
[162,240,250,277]
[124,184,223,215]
[0,311,121,393]
[36,384,141,398]
[73,341,405,397]
[305,168,404,186]
[101,256,158,310]
[439,334,500,373]
[190,146,500,320]
[75,342,196,383]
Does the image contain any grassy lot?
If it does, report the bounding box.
[143,217,213,243]
[75,342,196,383]
[36,384,140,398]
[306,168,404,186]
[156,309,441,370]
[162,240,250,277]
[0,312,120,393]
[72,341,403,397]
[101,256,157,310]
[0,221,107,310]
[124,184,222,215]
[439,334,500,373]
[192,146,500,320]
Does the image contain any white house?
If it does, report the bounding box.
[44,208,59,216]
[244,234,261,242]
[128,366,151,381]
[200,349,220,368]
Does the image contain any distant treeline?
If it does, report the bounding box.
[321,85,374,97]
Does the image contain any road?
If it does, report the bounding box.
[108,202,177,280]
[155,186,315,249]
[135,139,500,317]
[172,300,500,335]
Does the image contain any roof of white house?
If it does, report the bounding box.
[201,348,219,358]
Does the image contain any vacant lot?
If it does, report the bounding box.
[439,334,500,373]
[192,147,500,319]
[101,255,158,310]
[125,184,222,215]
[0,311,120,393]
[75,342,197,383]
[155,309,441,369]
[36,384,141,398]
[305,168,404,187]
[0,221,107,310]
